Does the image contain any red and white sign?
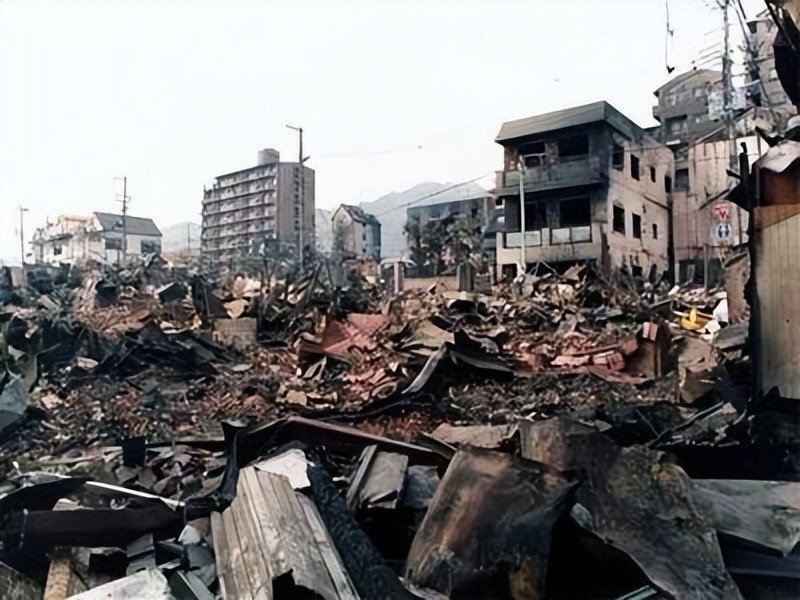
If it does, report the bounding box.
[713,202,731,223]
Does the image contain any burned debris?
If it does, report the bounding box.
[1,256,798,600]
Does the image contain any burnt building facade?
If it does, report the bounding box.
[494,101,673,277]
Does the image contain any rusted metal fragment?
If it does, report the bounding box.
[405,446,576,599]
[574,446,743,600]
[429,422,517,449]
[521,418,742,599]
[298,314,388,363]
[519,417,614,471]
[692,479,800,556]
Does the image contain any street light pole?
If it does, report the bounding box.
[286,125,307,267]
[518,159,527,276]
[18,206,29,265]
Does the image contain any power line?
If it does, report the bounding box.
[372,174,495,217]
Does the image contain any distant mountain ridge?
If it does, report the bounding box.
[359,181,490,259]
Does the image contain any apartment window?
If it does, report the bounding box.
[675,168,689,191]
[665,175,673,193]
[53,244,63,256]
[612,143,624,170]
[652,224,658,240]
[559,197,591,227]
[630,155,640,180]
[551,197,592,244]
[105,238,122,250]
[558,135,589,160]
[650,167,656,182]
[632,213,642,239]
[667,116,688,136]
[694,87,706,98]
[613,205,625,234]
[524,201,547,230]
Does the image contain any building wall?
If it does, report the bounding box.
[673,126,769,270]
[275,163,315,254]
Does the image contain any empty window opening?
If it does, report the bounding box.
[665,176,673,193]
[675,168,689,191]
[650,167,656,182]
[559,197,591,227]
[612,143,624,170]
[523,201,547,230]
[558,135,589,160]
[520,141,546,168]
[630,155,640,180]
[652,224,658,239]
[632,213,642,239]
[613,205,625,234]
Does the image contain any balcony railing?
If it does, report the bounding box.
[499,156,604,193]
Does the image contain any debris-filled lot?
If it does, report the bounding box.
[1,259,798,600]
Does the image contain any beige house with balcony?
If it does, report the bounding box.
[494,101,674,278]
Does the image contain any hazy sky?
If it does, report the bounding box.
[0,0,763,261]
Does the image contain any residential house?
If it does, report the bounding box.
[332,205,381,261]
[494,101,674,277]
[201,148,315,267]
[31,212,162,265]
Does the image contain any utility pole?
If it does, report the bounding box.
[517,158,527,276]
[117,176,129,263]
[18,206,29,265]
[286,125,309,268]
[721,0,743,245]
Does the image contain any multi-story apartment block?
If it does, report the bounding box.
[201,148,315,266]
[494,101,673,278]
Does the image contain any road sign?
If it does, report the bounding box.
[715,223,732,241]
[713,202,731,223]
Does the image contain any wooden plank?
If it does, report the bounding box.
[251,468,345,599]
[296,495,359,600]
[219,465,358,599]
[210,511,239,600]
[756,212,800,399]
[222,501,258,600]
[228,477,270,600]
[44,500,85,600]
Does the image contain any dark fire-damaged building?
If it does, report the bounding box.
[494,101,674,278]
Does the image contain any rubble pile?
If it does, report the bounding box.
[1,261,798,600]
